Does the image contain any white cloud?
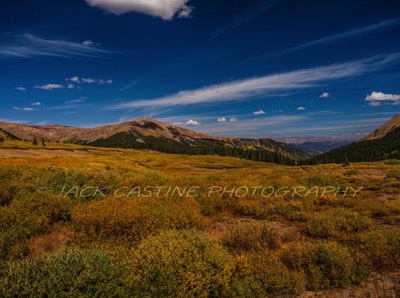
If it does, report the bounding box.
[172,122,183,125]
[66,76,80,83]
[13,107,34,111]
[83,40,94,47]
[36,121,49,125]
[320,92,330,98]
[253,110,266,115]
[67,84,75,89]
[16,87,26,91]
[185,119,200,126]
[112,54,395,110]
[297,106,306,111]
[85,0,193,20]
[0,34,111,59]
[365,91,400,101]
[82,78,97,84]
[34,84,64,90]
[31,102,41,106]
[99,79,113,84]
[229,117,238,122]
[217,117,227,123]
[66,76,112,85]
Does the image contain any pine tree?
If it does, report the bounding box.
[342,156,350,167]
[42,139,46,146]
[32,138,38,145]
[0,136,4,142]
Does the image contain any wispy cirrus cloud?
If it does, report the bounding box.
[245,18,400,64]
[66,76,113,85]
[112,53,398,110]
[85,0,193,20]
[283,18,400,54]
[34,84,64,90]
[0,119,26,124]
[16,87,27,91]
[0,34,113,59]
[13,107,35,111]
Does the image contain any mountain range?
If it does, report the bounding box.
[0,118,306,164]
[271,136,360,155]
[1,114,399,164]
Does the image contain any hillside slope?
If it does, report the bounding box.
[308,115,400,164]
[0,118,306,163]
[362,114,400,141]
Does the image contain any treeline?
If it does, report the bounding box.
[87,131,298,165]
[306,127,400,164]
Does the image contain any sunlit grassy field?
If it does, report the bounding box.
[0,139,400,297]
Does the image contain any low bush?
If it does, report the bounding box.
[222,222,280,252]
[347,229,400,271]
[0,194,72,260]
[306,208,372,239]
[0,249,129,297]
[230,253,306,296]
[72,196,205,242]
[281,242,366,290]
[387,170,400,180]
[131,229,234,298]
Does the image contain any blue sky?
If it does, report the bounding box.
[1,0,400,137]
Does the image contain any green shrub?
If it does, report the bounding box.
[222,223,280,252]
[281,242,365,290]
[387,170,400,180]
[230,253,305,296]
[306,208,372,239]
[0,249,129,297]
[384,159,400,165]
[234,199,269,219]
[345,198,391,218]
[348,229,400,270]
[207,174,222,181]
[131,229,233,298]
[0,194,72,260]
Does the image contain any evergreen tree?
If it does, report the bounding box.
[0,136,4,142]
[342,156,350,167]
[42,139,46,146]
[32,138,38,145]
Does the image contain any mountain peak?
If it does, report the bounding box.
[362,113,400,141]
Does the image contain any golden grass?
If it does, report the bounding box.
[1,139,400,296]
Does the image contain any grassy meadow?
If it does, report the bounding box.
[0,139,400,297]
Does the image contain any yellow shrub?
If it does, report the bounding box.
[72,196,206,242]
